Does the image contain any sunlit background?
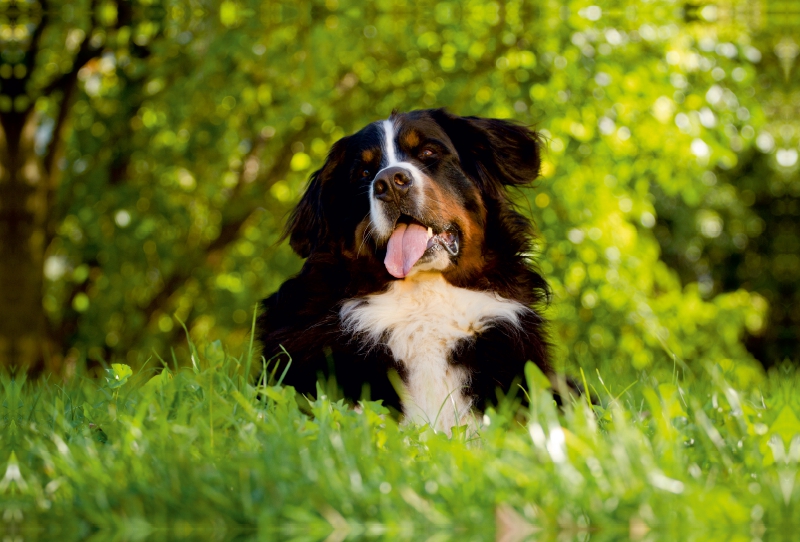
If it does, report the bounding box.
[0,0,797,382]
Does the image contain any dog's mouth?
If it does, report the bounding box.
[383,214,459,279]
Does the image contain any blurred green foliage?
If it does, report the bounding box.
[0,0,797,379]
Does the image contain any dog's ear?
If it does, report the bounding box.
[431,109,542,193]
[285,137,349,257]
[465,116,542,187]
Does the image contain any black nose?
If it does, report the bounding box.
[373,166,413,202]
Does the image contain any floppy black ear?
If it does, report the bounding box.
[285,137,348,257]
[431,109,542,191]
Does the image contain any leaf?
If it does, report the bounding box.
[258,385,291,405]
[105,363,133,389]
[524,361,552,391]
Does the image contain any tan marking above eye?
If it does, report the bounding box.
[361,149,374,162]
[403,131,420,148]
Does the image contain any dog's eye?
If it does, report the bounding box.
[360,168,371,178]
[419,148,437,159]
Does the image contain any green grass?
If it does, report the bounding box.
[1,338,798,541]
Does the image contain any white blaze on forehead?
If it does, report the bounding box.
[381,119,398,166]
[377,117,425,179]
[368,118,402,239]
[371,117,428,241]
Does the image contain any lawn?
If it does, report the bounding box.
[2,329,798,541]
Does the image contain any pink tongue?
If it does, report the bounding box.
[384,223,429,278]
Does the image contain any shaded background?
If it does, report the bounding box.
[0,0,797,382]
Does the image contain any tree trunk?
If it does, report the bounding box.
[0,110,53,372]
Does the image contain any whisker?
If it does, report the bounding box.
[419,193,448,214]
[358,227,372,255]
[415,159,440,173]
[357,213,377,256]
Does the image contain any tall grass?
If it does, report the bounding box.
[0,334,798,541]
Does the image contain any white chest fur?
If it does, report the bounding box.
[340,273,526,434]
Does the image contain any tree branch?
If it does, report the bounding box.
[23,0,50,80]
[42,0,102,94]
[0,0,48,119]
[41,0,103,175]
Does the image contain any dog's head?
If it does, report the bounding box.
[286,109,542,285]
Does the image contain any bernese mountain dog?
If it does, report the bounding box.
[257,108,552,434]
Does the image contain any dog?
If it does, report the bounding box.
[257,109,552,434]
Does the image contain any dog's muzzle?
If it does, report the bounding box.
[373,166,413,205]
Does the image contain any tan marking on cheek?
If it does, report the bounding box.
[444,221,485,287]
[456,209,485,263]
[403,130,420,149]
[423,182,484,230]
[439,187,487,285]
[422,180,487,281]
[361,149,374,162]
[422,180,452,217]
